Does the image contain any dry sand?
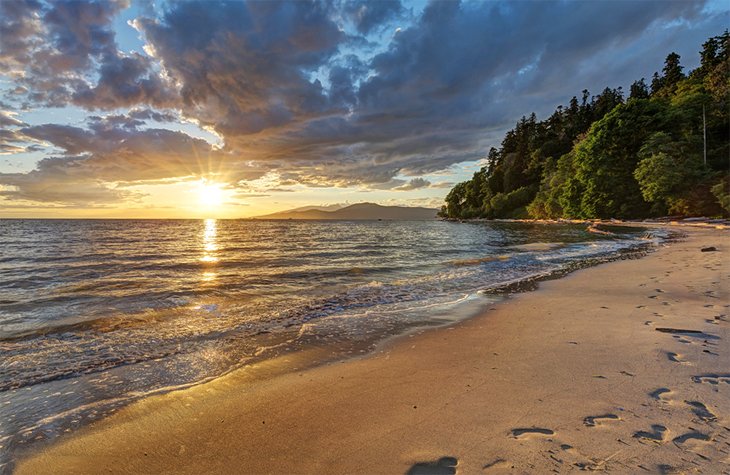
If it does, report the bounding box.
[15,226,730,474]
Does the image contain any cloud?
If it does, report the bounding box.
[429,181,455,189]
[0,117,268,203]
[0,111,27,127]
[1,0,726,205]
[0,156,141,204]
[72,52,178,109]
[340,0,404,34]
[135,1,344,136]
[16,122,266,183]
[394,177,431,191]
[0,0,133,107]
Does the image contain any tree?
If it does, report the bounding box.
[663,53,684,86]
[440,34,729,219]
[570,100,666,218]
[711,175,730,216]
[650,72,663,95]
[634,133,699,214]
[630,78,649,100]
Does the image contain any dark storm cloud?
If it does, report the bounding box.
[0,0,45,70]
[353,0,708,149]
[136,0,344,135]
[42,0,125,70]
[127,108,178,123]
[0,0,134,107]
[192,0,716,187]
[339,0,404,34]
[1,0,725,204]
[72,53,178,109]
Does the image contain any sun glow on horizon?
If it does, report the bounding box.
[197,181,225,209]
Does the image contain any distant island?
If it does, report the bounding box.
[254,203,438,220]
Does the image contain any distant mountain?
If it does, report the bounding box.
[255,202,438,220]
[281,204,346,213]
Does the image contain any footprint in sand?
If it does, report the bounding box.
[510,427,555,438]
[691,373,730,386]
[633,424,668,444]
[712,314,728,323]
[685,401,717,422]
[407,456,458,475]
[656,328,720,341]
[583,414,620,427]
[666,352,690,364]
[672,431,710,445]
[649,387,671,401]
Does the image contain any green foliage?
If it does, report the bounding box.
[441,32,730,220]
[711,175,730,215]
[485,186,535,218]
[569,100,664,218]
[528,153,579,219]
[630,78,649,100]
[633,132,704,216]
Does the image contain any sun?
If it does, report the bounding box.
[198,182,224,208]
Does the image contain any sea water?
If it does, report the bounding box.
[0,219,664,469]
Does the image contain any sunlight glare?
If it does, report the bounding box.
[200,218,219,263]
[198,182,224,208]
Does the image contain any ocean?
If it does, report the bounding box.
[0,219,664,469]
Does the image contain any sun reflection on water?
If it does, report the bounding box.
[200,219,219,269]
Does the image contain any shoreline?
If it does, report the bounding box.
[14,225,730,474]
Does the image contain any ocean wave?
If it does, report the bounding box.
[0,220,662,463]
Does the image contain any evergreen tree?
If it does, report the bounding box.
[661,52,684,93]
[630,78,649,99]
[440,33,729,220]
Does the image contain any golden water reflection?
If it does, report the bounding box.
[200,219,219,282]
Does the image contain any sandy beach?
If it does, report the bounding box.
[14,225,729,474]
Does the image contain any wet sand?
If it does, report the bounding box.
[15,226,730,474]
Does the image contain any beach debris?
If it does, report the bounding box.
[655,328,703,334]
[700,246,717,252]
[587,224,614,235]
[482,459,511,470]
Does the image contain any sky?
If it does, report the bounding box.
[0,0,727,218]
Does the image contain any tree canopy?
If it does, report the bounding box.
[440,31,730,220]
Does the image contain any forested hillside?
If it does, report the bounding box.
[440,32,729,220]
